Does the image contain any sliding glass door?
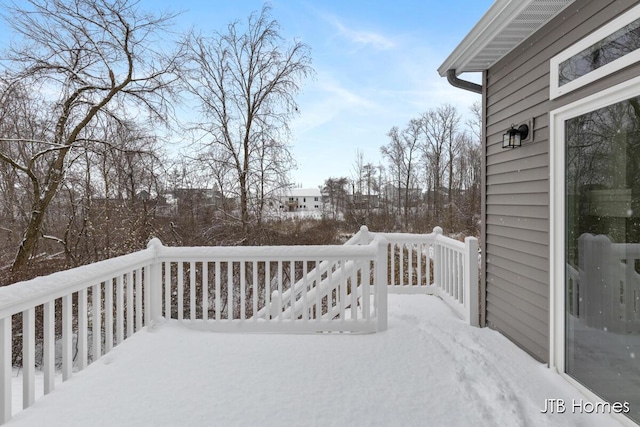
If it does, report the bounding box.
[564,94,640,422]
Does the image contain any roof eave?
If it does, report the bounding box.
[437,0,567,76]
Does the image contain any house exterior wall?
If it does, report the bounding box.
[483,0,640,362]
[278,189,323,213]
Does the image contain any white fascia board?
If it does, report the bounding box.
[438,0,536,76]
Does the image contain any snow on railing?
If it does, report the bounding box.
[0,245,158,423]
[0,225,479,424]
[365,227,479,327]
[257,225,479,327]
[156,236,388,333]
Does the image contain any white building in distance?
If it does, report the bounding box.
[276,188,323,219]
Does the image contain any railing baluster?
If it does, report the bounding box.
[265,261,271,320]
[178,262,184,321]
[144,265,151,326]
[215,262,221,321]
[314,260,320,319]
[457,251,463,302]
[340,260,347,319]
[105,278,114,353]
[241,261,246,321]
[92,283,102,362]
[362,260,370,320]
[417,243,422,286]
[289,260,294,314]
[164,262,171,318]
[350,260,357,320]
[450,250,455,298]
[252,261,258,321]
[444,247,450,294]
[203,262,209,321]
[399,243,404,287]
[135,269,142,331]
[43,301,55,395]
[190,262,196,321]
[327,262,334,317]
[302,261,308,321]
[78,289,88,370]
[277,261,283,321]
[62,294,72,381]
[116,275,124,345]
[447,248,455,295]
[227,261,234,320]
[126,271,134,338]
[22,308,35,409]
[0,317,10,424]
[408,243,413,286]
[390,244,395,286]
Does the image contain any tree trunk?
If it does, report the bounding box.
[11,149,68,274]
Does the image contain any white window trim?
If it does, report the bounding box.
[550,4,640,100]
[550,75,640,427]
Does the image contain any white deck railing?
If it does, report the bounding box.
[365,226,479,327]
[0,247,157,423]
[0,226,478,424]
[156,236,388,333]
[574,233,640,333]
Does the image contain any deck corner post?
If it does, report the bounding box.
[464,236,479,327]
[147,238,164,323]
[359,225,370,245]
[375,235,388,332]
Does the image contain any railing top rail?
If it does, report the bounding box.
[374,232,436,244]
[434,234,465,251]
[156,241,378,261]
[0,248,155,319]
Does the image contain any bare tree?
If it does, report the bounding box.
[421,104,461,227]
[381,119,421,230]
[322,177,349,220]
[182,5,313,238]
[0,0,182,274]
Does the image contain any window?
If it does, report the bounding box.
[314,197,319,201]
[550,4,640,99]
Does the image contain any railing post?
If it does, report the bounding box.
[359,225,370,245]
[432,227,443,288]
[147,238,164,324]
[375,236,388,332]
[464,236,479,327]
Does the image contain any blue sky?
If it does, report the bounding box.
[3,0,493,189]
[157,0,492,188]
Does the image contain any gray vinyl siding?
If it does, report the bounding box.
[483,0,640,362]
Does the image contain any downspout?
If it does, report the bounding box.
[446,69,482,94]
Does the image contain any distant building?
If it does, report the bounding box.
[268,188,324,220]
[278,188,323,213]
[349,191,380,210]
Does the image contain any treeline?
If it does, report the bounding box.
[0,0,481,285]
[0,1,314,281]
[322,103,481,236]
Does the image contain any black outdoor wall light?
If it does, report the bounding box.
[502,123,529,148]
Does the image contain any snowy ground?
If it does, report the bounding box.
[7,295,628,427]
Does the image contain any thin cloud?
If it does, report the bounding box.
[310,6,395,51]
[332,19,395,50]
[292,70,381,134]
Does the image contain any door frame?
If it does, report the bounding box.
[550,75,640,400]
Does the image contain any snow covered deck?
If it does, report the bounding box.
[5,295,623,427]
